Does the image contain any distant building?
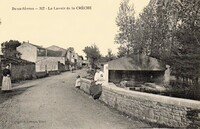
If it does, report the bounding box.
[75,55,83,69]
[48,46,83,69]
[78,55,83,68]
[47,45,70,70]
[66,47,76,65]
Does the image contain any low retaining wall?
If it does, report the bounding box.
[35,70,60,78]
[11,63,36,81]
[80,78,91,94]
[80,78,200,128]
[35,72,48,78]
[48,70,60,76]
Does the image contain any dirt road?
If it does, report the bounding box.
[0,69,151,129]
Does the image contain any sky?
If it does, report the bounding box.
[0,0,150,58]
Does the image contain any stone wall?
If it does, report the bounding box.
[35,71,48,78]
[80,78,200,128]
[11,63,36,82]
[80,78,91,94]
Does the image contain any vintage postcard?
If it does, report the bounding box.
[0,0,199,129]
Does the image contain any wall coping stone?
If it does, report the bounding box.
[81,78,200,109]
[102,83,200,109]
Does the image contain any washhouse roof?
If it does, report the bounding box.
[107,54,166,71]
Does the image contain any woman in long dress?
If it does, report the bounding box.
[1,64,12,91]
[89,67,104,99]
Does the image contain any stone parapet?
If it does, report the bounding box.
[80,78,200,128]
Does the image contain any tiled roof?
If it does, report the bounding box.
[0,55,35,64]
[107,54,166,71]
[47,45,67,57]
[25,42,45,50]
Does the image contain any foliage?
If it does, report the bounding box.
[117,0,200,79]
[115,0,136,56]
[83,44,101,68]
[133,0,179,59]
[117,44,131,58]
[1,40,21,58]
[171,0,200,92]
[104,49,116,62]
[67,47,74,52]
[116,0,200,99]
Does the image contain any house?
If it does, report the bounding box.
[17,42,66,73]
[77,55,83,69]
[66,47,76,65]
[65,47,81,69]
[73,53,81,69]
[103,54,167,85]
[48,46,83,69]
[47,45,69,70]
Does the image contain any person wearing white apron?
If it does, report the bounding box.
[2,64,12,92]
[89,67,104,99]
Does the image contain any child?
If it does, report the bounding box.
[75,75,81,89]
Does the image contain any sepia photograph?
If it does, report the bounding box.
[0,0,200,128]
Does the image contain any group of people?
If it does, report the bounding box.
[75,66,104,99]
[1,64,12,92]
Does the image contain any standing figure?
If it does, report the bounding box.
[89,67,104,99]
[69,65,72,71]
[75,75,81,89]
[71,65,75,73]
[1,64,12,92]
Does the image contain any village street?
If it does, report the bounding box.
[0,69,151,129]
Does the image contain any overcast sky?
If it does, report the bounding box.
[0,0,149,57]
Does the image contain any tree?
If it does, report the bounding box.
[115,0,200,99]
[134,0,180,60]
[1,40,21,58]
[136,0,170,58]
[115,0,136,56]
[139,0,200,99]
[117,45,129,58]
[83,44,101,68]
[67,47,74,52]
[104,49,116,61]
[170,0,200,99]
